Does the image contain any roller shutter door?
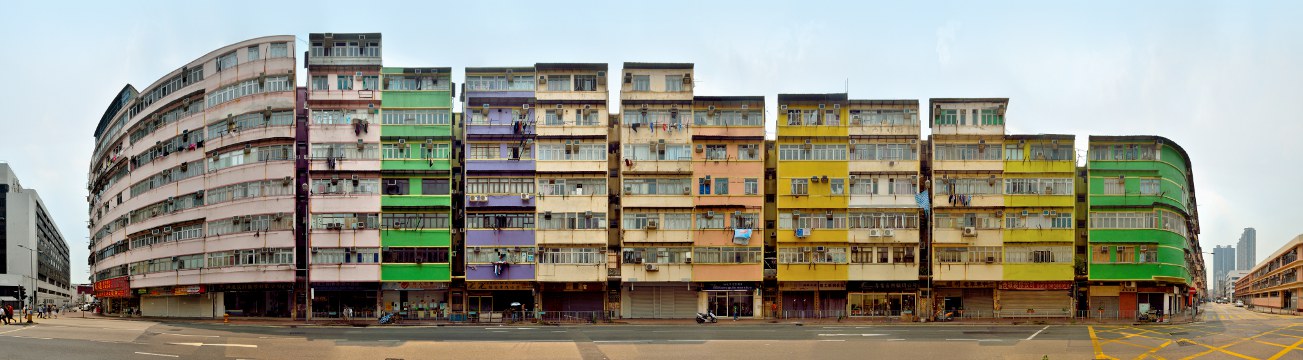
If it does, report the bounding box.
[963,289,995,315]
[630,286,697,318]
[1001,290,1071,316]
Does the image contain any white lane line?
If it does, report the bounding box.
[818,339,846,342]
[156,333,220,338]
[168,342,258,348]
[946,338,980,341]
[667,340,704,342]
[887,339,906,341]
[377,340,401,342]
[1024,325,1050,341]
[134,352,179,358]
[0,326,35,335]
[593,340,649,343]
[978,339,1002,342]
[817,333,887,337]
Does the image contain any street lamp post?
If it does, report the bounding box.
[17,244,36,323]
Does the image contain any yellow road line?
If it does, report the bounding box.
[1089,326,1119,360]
[1267,337,1303,360]
[1136,339,1172,360]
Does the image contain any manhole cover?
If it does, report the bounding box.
[1177,340,1196,347]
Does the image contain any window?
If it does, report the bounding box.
[1005,144,1023,161]
[545,110,563,125]
[206,76,291,107]
[422,179,450,195]
[623,247,691,264]
[1004,178,1073,195]
[246,46,260,61]
[978,108,1004,125]
[547,75,570,91]
[381,213,449,229]
[269,42,288,58]
[830,179,845,195]
[537,178,607,196]
[311,76,328,90]
[1103,178,1125,194]
[851,109,914,126]
[337,75,353,90]
[1089,211,1158,229]
[621,212,692,230]
[574,75,597,91]
[848,212,919,229]
[539,248,603,264]
[665,75,683,92]
[632,75,650,91]
[361,76,379,90]
[693,247,761,264]
[738,144,760,160]
[887,178,915,195]
[383,248,451,264]
[215,52,237,72]
[1139,179,1161,195]
[465,247,536,263]
[312,248,381,264]
[696,213,727,229]
[309,143,380,160]
[382,179,410,195]
[1029,144,1073,161]
[744,178,759,195]
[466,178,535,195]
[935,246,1002,264]
[934,109,959,125]
[778,247,847,264]
[382,109,450,125]
[207,214,295,236]
[933,178,1001,195]
[790,178,809,195]
[1005,245,1072,263]
[777,144,847,160]
[705,145,728,160]
[466,213,535,229]
[623,143,692,161]
[777,211,847,230]
[932,144,1001,160]
[1090,144,1159,161]
[850,143,917,161]
[714,177,729,195]
[622,178,692,195]
[696,111,762,126]
[537,212,606,230]
[933,213,1001,229]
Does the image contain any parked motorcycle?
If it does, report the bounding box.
[695,311,718,324]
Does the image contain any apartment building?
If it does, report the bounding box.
[844,100,922,319]
[376,67,455,318]
[617,63,697,318]
[775,93,851,318]
[1,164,73,307]
[999,135,1076,316]
[304,33,385,316]
[532,63,611,314]
[1234,235,1300,311]
[928,98,1008,317]
[1086,136,1201,317]
[87,36,297,317]
[691,96,765,318]
[461,66,538,319]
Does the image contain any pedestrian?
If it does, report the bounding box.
[732,304,740,321]
[5,304,13,324]
[2,305,9,325]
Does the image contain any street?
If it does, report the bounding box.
[0,304,1296,359]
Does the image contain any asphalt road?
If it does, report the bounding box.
[0,304,1297,359]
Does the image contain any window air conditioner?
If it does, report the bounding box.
[882,229,895,237]
[962,227,977,236]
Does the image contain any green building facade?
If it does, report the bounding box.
[1085,135,1201,317]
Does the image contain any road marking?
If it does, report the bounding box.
[168,342,258,348]
[1087,326,1114,360]
[818,339,845,342]
[156,332,219,338]
[0,326,34,335]
[1267,337,1303,360]
[134,352,179,358]
[887,339,905,341]
[668,340,704,342]
[1024,325,1049,341]
[946,339,979,341]
[817,334,886,337]
[593,340,648,343]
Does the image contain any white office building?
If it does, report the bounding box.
[0,163,73,307]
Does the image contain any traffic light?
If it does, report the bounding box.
[16,286,25,303]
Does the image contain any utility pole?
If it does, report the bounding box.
[18,244,37,323]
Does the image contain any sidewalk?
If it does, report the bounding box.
[76,311,1196,328]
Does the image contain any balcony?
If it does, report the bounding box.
[466,263,534,281]
[777,228,849,243]
[931,159,1003,172]
[307,89,379,102]
[932,193,1004,208]
[692,264,762,282]
[382,158,452,171]
[381,195,452,208]
[849,159,920,173]
[465,194,536,208]
[932,228,1002,245]
[621,195,694,208]
[621,159,691,174]
[380,124,452,138]
[537,264,608,282]
[933,263,1003,281]
[381,263,451,282]
[622,229,693,244]
[307,46,381,67]
[777,263,848,281]
[536,230,606,245]
[848,263,919,281]
[381,229,451,247]
[621,263,692,282]
[847,229,920,243]
[536,160,606,173]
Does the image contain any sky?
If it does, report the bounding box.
[1,1,1300,285]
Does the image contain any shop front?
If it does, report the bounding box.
[466,281,536,322]
[702,282,760,319]
[212,283,294,317]
[93,276,136,315]
[847,281,918,319]
[138,285,219,318]
[540,282,604,312]
[934,281,996,318]
[779,281,846,318]
[310,282,377,319]
[997,281,1073,318]
[380,282,449,320]
[623,282,697,319]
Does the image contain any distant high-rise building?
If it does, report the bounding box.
[1,163,73,307]
[1236,228,1256,270]
[1212,245,1235,297]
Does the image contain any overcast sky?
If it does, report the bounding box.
[2,1,1299,285]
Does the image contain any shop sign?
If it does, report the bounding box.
[850,281,918,292]
[94,277,132,298]
[208,283,294,292]
[174,285,205,295]
[703,282,756,291]
[467,281,534,291]
[312,282,380,292]
[381,282,450,291]
[780,281,845,291]
[939,281,996,289]
[998,281,1072,291]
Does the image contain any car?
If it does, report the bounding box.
[1233,300,1244,307]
